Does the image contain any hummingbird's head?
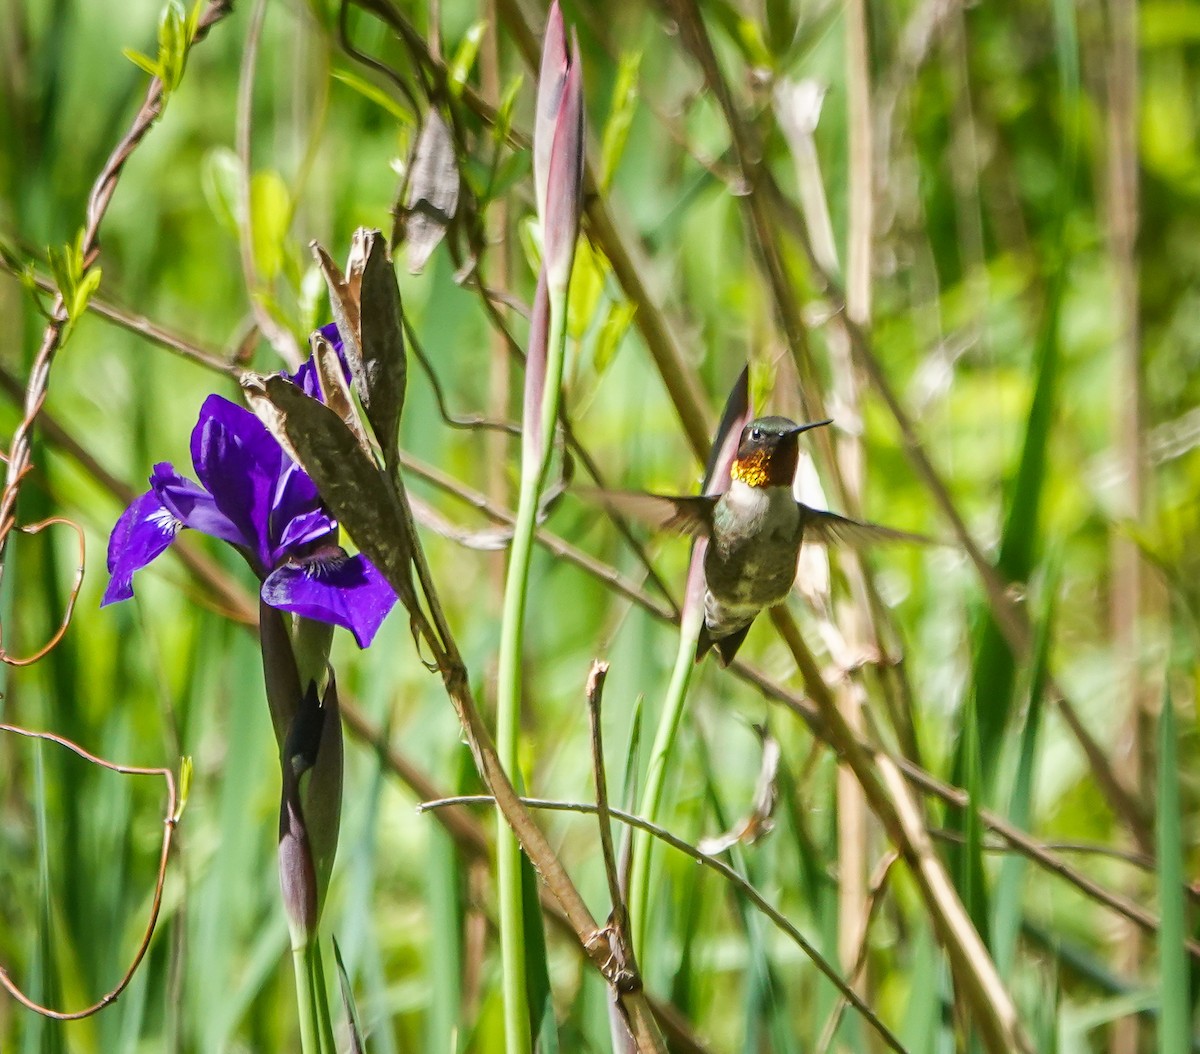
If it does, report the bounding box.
[730,416,831,489]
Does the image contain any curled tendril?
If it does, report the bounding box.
[0,517,86,667]
[0,724,181,1019]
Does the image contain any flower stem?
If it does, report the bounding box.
[628,600,704,960]
[289,932,336,1054]
[495,285,570,1053]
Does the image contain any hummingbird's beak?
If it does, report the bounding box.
[790,418,833,436]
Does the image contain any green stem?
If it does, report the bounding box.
[310,938,336,1053]
[291,940,319,1054]
[495,286,570,1054]
[628,601,704,959]
[290,935,336,1054]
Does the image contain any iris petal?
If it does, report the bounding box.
[102,488,182,606]
[271,458,331,557]
[261,550,396,648]
[191,395,281,570]
[150,463,243,547]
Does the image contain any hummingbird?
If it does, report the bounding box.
[588,416,926,666]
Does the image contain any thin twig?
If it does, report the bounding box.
[0,263,236,375]
[815,851,901,1054]
[585,660,640,988]
[0,724,180,1019]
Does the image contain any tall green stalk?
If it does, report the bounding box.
[495,289,570,1052]
[628,599,703,956]
[291,937,335,1054]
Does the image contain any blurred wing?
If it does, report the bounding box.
[800,506,932,548]
[578,488,715,537]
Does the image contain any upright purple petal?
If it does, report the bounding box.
[102,489,183,606]
[191,395,283,570]
[271,459,332,559]
[261,550,397,648]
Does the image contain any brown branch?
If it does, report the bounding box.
[0,724,180,1019]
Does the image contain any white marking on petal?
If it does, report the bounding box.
[148,506,183,535]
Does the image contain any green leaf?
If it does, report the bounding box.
[122,48,161,80]
[72,267,102,322]
[992,560,1057,976]
[331,69,416,125]
[447,20,487,100]
[176,756,193,821]
[201,146,242,234]
[1156,683,1189,1053]
[600,52,641,191]
[250,169,292,281]
[566,237,609,340]
[493,73,524,144]
[592,299,636,376]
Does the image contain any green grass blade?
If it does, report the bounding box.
[993,562,1057,976]
[1156,683,1189,1053]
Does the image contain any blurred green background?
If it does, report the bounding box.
[1,0,1197,1050]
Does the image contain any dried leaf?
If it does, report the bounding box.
[311,329,371,457]
[409,493,512,551]
[698,730,781,854]
[311,240,363,380]
[357,231,407,459]
[240,371,415,605]
[402,112,459,274]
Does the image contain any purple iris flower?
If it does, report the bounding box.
[103,326,397,648]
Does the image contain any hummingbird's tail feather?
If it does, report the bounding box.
[695,622,752,666]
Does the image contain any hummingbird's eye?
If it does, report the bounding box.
[750,427,762,442]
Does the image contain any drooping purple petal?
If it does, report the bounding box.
[191,395,283,571]
[102,488,183,606]
[261,549,397,648]
[150,463,243,547]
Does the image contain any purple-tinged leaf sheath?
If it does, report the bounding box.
[543,35,585,291]
[277,675,344,939]
[522,269,551,467]
[260,598,303,752]
[534,1,568,225]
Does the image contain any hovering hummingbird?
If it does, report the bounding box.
[590,416,926,666]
